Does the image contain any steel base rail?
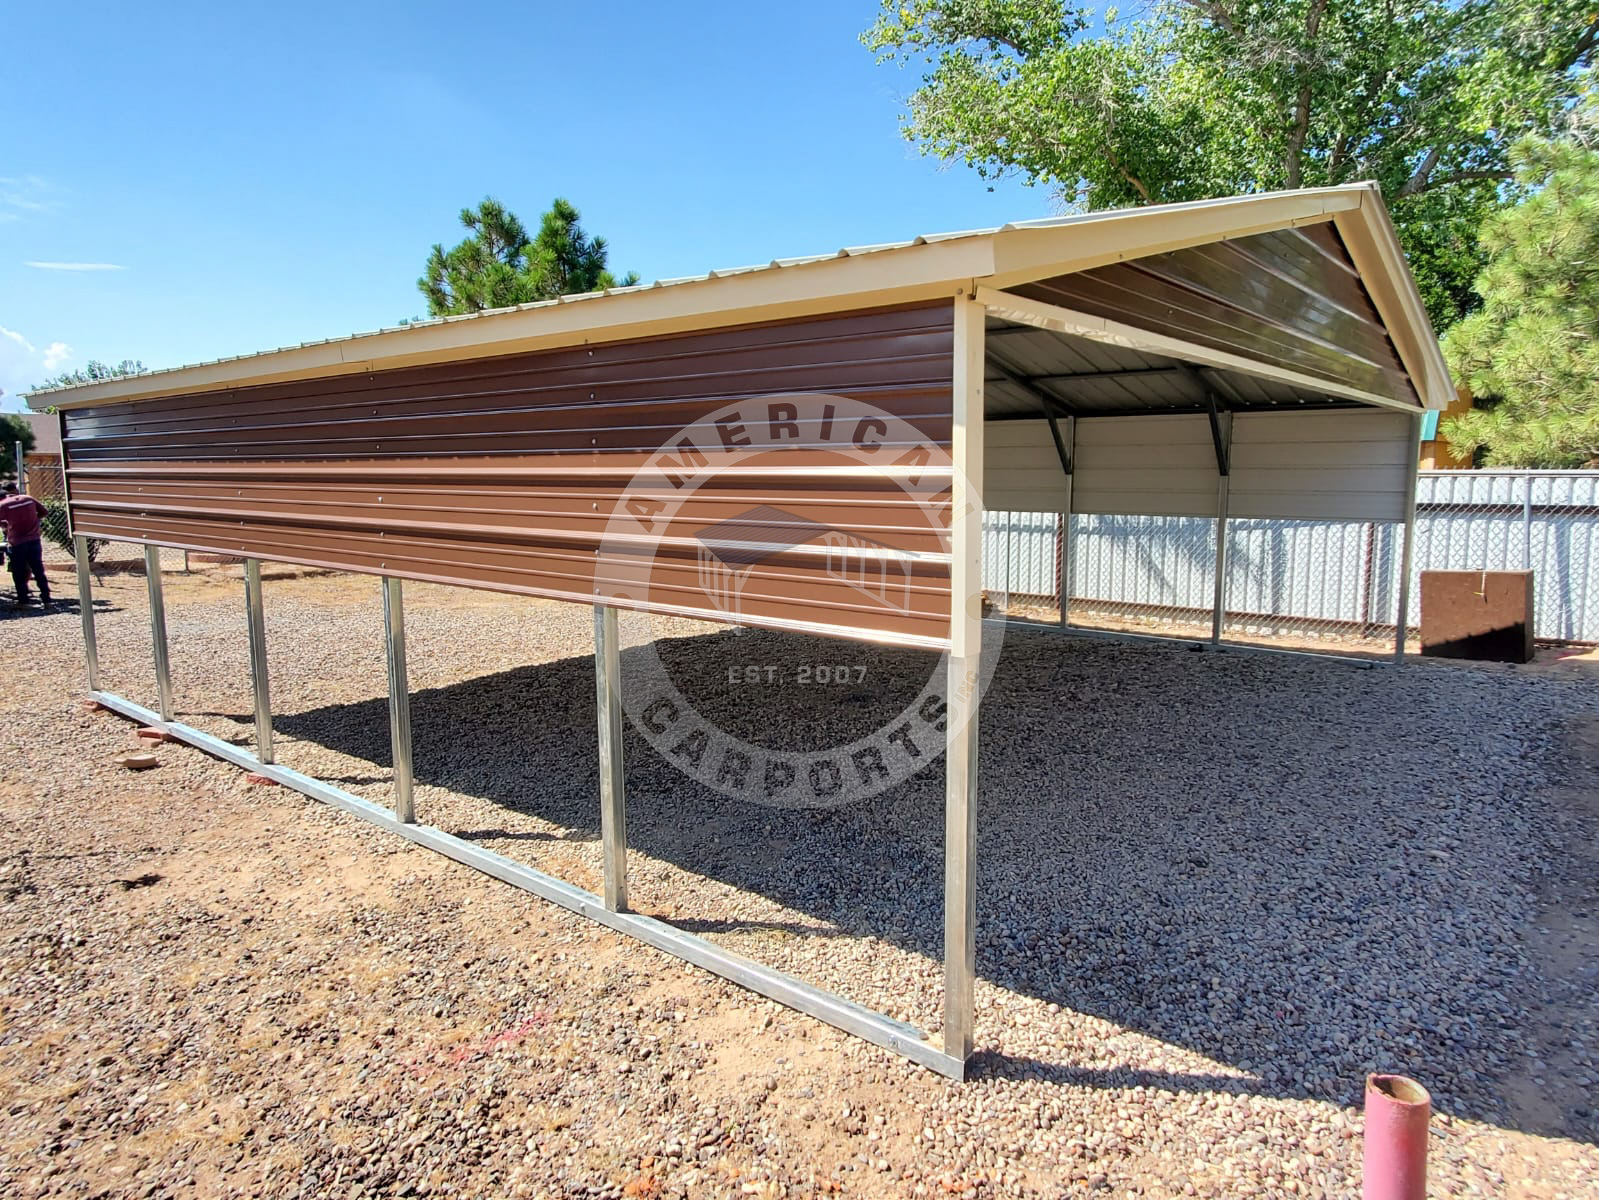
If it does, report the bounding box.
[86,688,966,1079]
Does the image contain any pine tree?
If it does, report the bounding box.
[418,198,638,317]
[1442,95,1599,466]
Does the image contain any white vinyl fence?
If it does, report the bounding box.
[984,470,1599,646]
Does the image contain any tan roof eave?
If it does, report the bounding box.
[1333,186,1455,411]
[32,237,995,411]
[982,186,1365,289]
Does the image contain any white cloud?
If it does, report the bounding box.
[0,325,72,406]
[24,261,125,272]
[0,175,53,221]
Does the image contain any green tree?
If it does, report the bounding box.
[1441,104,1599,466]
[864,1,1598,328]
[1,414,36,479]
[419,197,639,317]
[38,358,146,389]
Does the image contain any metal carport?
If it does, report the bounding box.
[28,183,1450,1079]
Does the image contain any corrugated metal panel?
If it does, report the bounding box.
[27,187,1382,411]
[64,304,956,647]
[1010,225,1420,407]
[1229,409,1414,521]
[1068,514,1217,613]
[983,510,1059,597]
[983,419,1069,512]
[983,318,1346,418]
[1224,518,1401,628]
[1071,415,1219,517]
[986,471,1599,642]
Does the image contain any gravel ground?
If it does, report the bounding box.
[2,560,1598,1198]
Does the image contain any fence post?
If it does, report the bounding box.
[1522,475,1534,572]
[1393,415,1424,661]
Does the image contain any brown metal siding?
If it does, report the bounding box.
[1012,224,1420,407]
[64,305,956,647]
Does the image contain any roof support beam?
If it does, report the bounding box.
[974,286,1422,414]
[1043,407,1073,478]
[985,346,1076,476]
[1205,393,1230,478]
[1022,366,1191,387]
[985,347,1077,417]
[1198,366,1251,411]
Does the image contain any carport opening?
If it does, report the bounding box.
[980,317,1417,657]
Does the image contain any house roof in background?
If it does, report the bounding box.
[21,412,60,455]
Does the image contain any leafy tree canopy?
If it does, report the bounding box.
[419,197,640,317]
[1442,92,1599,466]
[864,0,1598,328]
[1,413,35,478]
[37,359,146,390]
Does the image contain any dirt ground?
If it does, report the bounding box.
[1,560,1597,1198]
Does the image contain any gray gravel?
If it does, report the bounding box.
[3,559,1598,1198]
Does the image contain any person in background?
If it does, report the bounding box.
[0,482,51,606]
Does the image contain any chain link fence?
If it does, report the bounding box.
[1066,515,1219,636]
[984,470,1599,653]
[23,455,66,501]
[1411,471,1599,643]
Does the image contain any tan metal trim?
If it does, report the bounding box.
[943,294,985,1068]
[984,187,1362,290]
[30,184,1445,414]
[1334,188,1455,410]
[974,286,1421,413]
[37,262,987,411]
[950,295,986,658]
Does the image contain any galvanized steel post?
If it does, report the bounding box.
[1059,415,1075,629]
[944,295,985,1070]
[244,559,274,764]
[1393,413,1423,661]
[594,604,628,912]
[144,545,174,720]
[74,536,99,692]
[382,576,415,823]
[1210,409,1233,645]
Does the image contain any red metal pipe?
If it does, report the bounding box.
[1362,1073,1431,1200]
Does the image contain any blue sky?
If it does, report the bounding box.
[0,1,1046,408]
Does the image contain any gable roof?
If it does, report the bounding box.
[27,183,1451,413]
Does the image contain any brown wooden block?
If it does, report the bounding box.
[1419,570,1535,663]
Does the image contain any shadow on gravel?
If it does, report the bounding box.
[970,1051,1301,1100]
[269,626,1597,1144]
[452,826,591,844]
[0,597,116,622]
